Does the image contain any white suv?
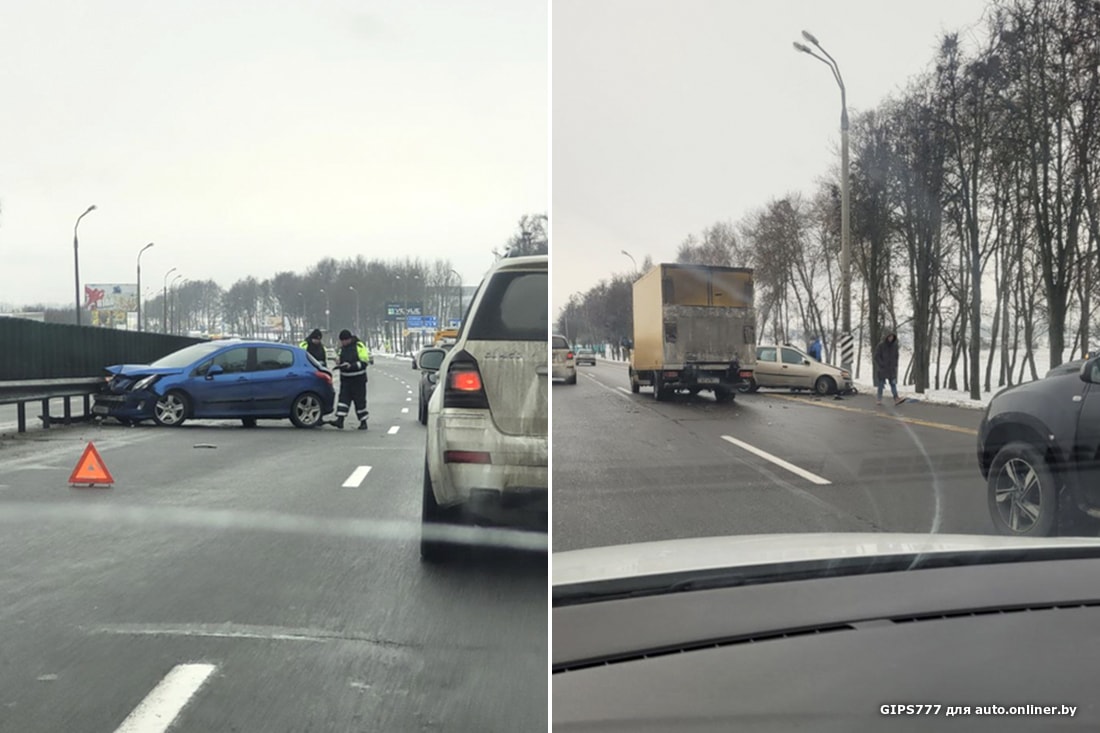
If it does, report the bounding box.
[421,255,548,561]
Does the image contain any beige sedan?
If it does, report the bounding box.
[739,344,854,395]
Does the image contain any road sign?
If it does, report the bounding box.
[406,315,437,329]
[69,442,114,487]
[448,319,461,328]
[840,333,855,367]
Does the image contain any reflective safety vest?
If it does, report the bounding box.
[340,340,372,378]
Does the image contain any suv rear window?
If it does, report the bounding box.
[552,336,569,349]
[466,271,548,341]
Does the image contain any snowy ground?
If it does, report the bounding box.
[590,343,1076,412]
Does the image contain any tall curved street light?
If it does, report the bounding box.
[136,243,154,332]
[163,267,178,334]
[621,250,638,273]
[794,29,851,375]
[73,205,96,325]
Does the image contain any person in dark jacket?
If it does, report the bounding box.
[300,329,327,365]
[332,329,371,430]
[873,332,901,406]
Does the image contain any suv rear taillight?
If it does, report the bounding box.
[443,351,490,409]
[315,370,333,385]
[567,351,575,360]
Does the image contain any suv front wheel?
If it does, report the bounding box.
[987,441,1059,536]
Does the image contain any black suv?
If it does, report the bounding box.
[978,355,1100,536]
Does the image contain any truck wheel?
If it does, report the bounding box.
[629,370,640,394]
[653,374,669,402]
[714,388,735,404]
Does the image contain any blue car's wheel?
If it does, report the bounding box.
[291,392,324,428]
[153,391,189,427]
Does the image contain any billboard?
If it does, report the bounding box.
[385,301,423,321]
[84,284,137,312]
[84,284,137,329]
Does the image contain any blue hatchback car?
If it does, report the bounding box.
[93,340,335,428]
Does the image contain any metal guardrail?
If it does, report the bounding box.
[0,378,104,433]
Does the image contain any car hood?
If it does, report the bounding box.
[553,533,1100,587]
[988,368,1078,402]
[105,364,186,377]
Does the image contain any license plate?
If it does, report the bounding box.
[699,376,719,384]
[93,405,110,415]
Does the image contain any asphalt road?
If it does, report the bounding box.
[0,356,546,732]
[553,359,999,553]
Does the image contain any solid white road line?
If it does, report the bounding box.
[342,466,372,488]
[388,426,400,435]
[616,387,632,395]
[113,663,217,733]
[720,435,831,485]
[401,408,409,414]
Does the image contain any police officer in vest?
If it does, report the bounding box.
[300,329,327,365]
[332,329,371,430]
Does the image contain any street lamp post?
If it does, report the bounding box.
[349,286,360,337]
[163,267,178,334]
[320,288,330,337]
[73,205,96,325]
[298,292,305,342]
[448,268,462,327]
[794,30,851,376]
[136,243,154,332]
[170,275,184,335]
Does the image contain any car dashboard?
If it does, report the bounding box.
[554,554,1100,731]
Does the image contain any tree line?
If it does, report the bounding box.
[13,214,547,349]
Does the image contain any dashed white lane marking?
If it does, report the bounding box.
[406,398,412,402]
[388,426,400,435]
[113,663,217,733]
[580,372,634,400]
[720,435,831,485]
[342,466,372,488]
[401,408,409,414]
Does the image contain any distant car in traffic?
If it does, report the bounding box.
[553,335,577,384]
[94,340,335,428]
[422,255,548,561]
[978,354,1100,536]
[738,344,853,396]
[575,348,596,366]
[413,345,451,425]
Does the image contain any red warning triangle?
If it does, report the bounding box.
[69,442,114,486]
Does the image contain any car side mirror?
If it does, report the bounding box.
[206,364,224,379]
[803,359,811,366]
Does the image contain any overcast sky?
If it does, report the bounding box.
[0,0,546,308]
[552,0,991,313]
